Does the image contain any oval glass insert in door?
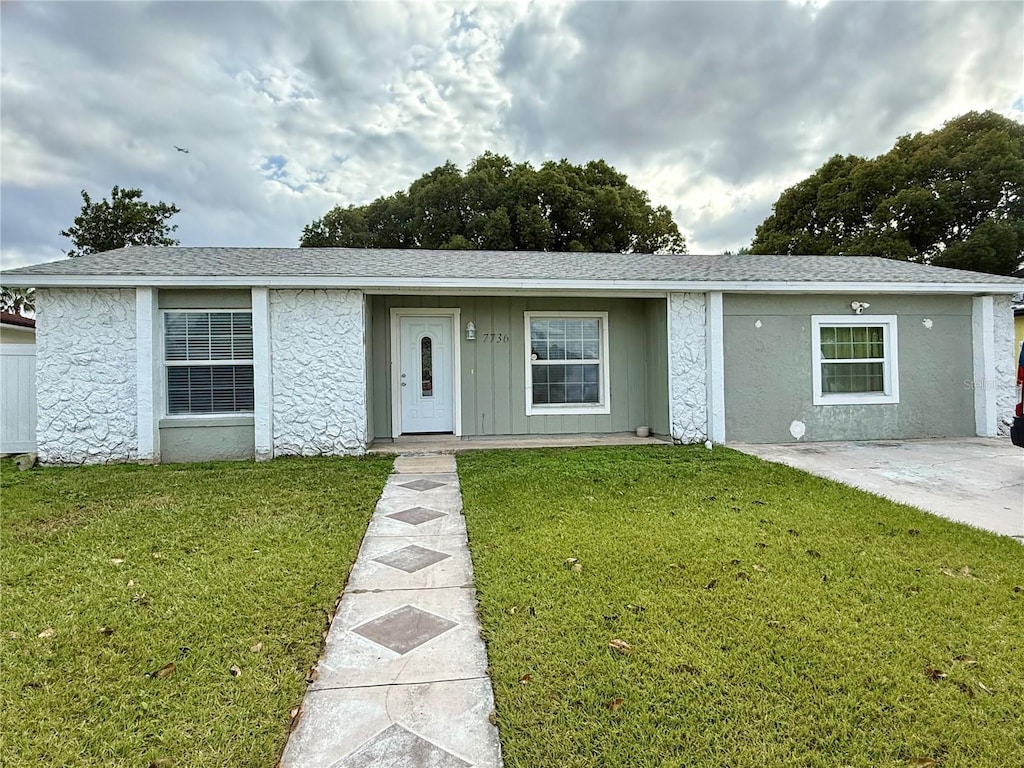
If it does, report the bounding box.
[421,335,433,397]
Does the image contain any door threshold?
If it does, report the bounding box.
[390,434,459,444]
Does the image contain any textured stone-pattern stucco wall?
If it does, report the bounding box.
[270,289,366,455]
[994,295,1016,436]
[36,288,137,464]
[668,292,708,443]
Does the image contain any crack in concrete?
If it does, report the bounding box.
[308,675,492,694]
[347,584,475,594]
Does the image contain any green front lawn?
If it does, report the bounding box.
[458,446,1023,768]
[0,456,393,767]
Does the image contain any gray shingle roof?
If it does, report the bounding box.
[3,246,1022,288]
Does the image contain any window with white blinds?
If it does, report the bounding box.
[164,311,254,414]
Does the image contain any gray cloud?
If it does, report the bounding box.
[2,1,1021,268]
[497,1,1022,251]
[501,1,1021,176]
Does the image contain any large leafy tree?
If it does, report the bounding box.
[60,186,181,257]
[301,153,686,253]
[750,111,1024,274]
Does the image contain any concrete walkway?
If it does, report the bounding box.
[280,454,502,768]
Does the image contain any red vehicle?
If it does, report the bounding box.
[1012,341,1024,448]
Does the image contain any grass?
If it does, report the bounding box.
[0,455,393,767]
[458,446,1024,768]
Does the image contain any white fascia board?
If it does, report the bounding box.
[3,273,1022,295]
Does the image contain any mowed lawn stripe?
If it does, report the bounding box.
[457,446,1023,768]
[1,456,393,767]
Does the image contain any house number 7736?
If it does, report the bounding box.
[480,333,510,343]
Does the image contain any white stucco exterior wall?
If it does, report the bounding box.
[668,292,709,443]
[269,289,367,456]
[36,288,138,464]
[993,295,1016,436]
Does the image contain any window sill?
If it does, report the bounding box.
[812,394,899,407]
[526,403,611,417]
[159,415,255,429]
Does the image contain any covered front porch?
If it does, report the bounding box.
[364,294,680,444]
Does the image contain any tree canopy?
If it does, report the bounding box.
[750,111,1024,274]
[60,186,181,257]
[301,153,686,253]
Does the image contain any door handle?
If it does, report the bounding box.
[401,382,407,387]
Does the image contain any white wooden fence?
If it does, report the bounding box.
[1,343,36,453]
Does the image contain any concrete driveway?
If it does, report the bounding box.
[733,438,1023,541]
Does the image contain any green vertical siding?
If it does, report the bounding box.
[645,298,669,435]
[370,295,665,438]
[371,295,391,436]
[722,294,975,442]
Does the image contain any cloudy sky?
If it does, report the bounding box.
[2,0,1021,268]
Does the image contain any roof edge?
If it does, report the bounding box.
[2,274,1021,295]
[0,311,36,328]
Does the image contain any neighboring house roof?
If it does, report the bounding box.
[0,311,36,329]
[3,247,1023,294]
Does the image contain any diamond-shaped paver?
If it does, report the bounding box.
[329,724,471,768]
[386,506,446,526]
[352,605,458,655]
[398,478,448,492]
[374,545,451,573]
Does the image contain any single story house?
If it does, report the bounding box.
[1,247,1021,465]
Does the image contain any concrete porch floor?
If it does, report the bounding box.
[368,432,673,455]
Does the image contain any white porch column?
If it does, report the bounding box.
[705,291,726,444]
[136,287,160,462]
[971,295,996,437]
[252,287,273,460]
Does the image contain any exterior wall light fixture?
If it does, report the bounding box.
[465,321,476,340]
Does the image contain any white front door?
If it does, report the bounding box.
[398,315,454,433]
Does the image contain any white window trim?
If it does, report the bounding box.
[524,310,611,416]
[811,314,899,406]
[160,308,256,418]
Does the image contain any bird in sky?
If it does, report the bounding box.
[173,145,189,154]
